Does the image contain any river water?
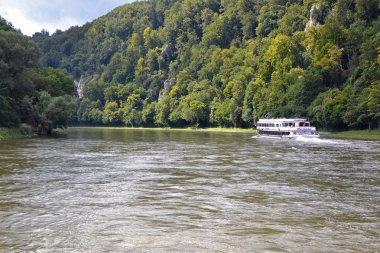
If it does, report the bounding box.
[0,128,379,252]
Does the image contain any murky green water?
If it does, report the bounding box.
[0,128,379,252]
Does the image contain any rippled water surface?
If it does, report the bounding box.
[0,128,379,252]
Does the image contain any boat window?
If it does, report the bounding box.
[299,122,304,126]
[284,123,288,127]
[305,122,310,126]
[276,124,279,127]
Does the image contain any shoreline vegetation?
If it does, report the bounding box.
[71,126,256,134]
[70,126,380,140]
[0,128,23,141]
[320,129,380,141]
[0,124,34,141]
[2,126,380,141]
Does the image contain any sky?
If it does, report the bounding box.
[0,0,135,36]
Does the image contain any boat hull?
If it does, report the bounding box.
[253,133,320,139]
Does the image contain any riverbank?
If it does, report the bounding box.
[321,129,380,140]
[4,126,380,140]
[72,126,380,140]
[0,128,23,141]
[72,126,256,134]
[0,125,34,141]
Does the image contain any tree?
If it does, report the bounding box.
[0,29,39,126]
[77,98,103,124]
[256,4,285,37]
[182,99,209,126]
[27,67,76,96]
[141,101,156,126]
[308,88,347,129]
[278,4,308,35]
[33,91,75,135]
[355,0,379,21]
[155,95,172,126]
[0,16,17,32]
[202,14,239,48]
[103,101,122,125]
[367,81,380,128]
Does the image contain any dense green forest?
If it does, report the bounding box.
[0,17,76,134]
[25,0,380,129]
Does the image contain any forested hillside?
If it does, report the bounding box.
[33,0,380,129]
[0,17,76,134]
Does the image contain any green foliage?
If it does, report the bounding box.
[27,67,76,96]
[77,98,103,124]
[33,91,75,135]
[309,88,347,129]
[278,4,308,35]
[29,0,380,130]
[103,101,122,125]
[367,81,380,125]
[0,16,17,32]
[0,17,77,133]
[256,4,285,37]
[0,28,39,127]
[0,127,23,141]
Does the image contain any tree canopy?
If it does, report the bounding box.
[0,17,76,134]
[32,0,380,130]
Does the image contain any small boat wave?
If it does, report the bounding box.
[294,136,346,145]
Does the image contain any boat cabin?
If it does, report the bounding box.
[257,119,311,128]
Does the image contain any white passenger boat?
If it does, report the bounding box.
[255,118,319,139]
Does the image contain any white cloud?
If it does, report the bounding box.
[0,0,133,36]
[0,6,82,35]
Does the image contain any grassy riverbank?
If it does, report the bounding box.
[73,126,256,134]
[0,125,34,141]
[0,128,23,141]
[321,129,380,140]
[72,126,380,140]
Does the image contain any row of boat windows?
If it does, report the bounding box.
[259,131,290,135]
[257,122,310,127]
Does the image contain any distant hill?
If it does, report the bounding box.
[32,0,380,129]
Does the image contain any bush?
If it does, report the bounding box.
[19,123,34,136]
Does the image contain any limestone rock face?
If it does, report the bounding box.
[75,74,99,98]
[305,5,320,30]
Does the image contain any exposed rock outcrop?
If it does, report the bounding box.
[305,4,321,30]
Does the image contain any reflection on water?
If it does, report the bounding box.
[0,128,379,252]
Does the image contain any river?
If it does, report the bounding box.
[0,128,379,252]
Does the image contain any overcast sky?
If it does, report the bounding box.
[0,0,135,36]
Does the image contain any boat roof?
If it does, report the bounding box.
[257,118,308,123]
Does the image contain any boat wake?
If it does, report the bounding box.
[294,136,345,145]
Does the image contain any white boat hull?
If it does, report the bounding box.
[253,133,320,139]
